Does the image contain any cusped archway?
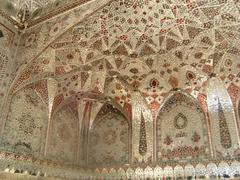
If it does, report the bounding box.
[156,90,210,161]
[88,103,131,167]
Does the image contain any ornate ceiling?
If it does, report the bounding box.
[11,0,240,115]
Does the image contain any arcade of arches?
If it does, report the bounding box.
[0,0,240,179]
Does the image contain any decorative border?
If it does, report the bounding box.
[0,149,239,179]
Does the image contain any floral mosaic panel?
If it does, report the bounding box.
[47,105,78,164]
[1,87,48,157]
[156,91,210,161]
[88,105,130,167]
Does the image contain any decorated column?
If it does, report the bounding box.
[131,91,153,162]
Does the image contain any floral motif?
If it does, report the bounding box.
[17,114,36,135]
[174,113,188,129]
[191,132,201,143]
[164,135,173,146]
[224,59,233,67]
[161,146,205,159]
[122,0,150,8]
[150,78,159,88]
[25,94,39,106]
[186,71,196,81]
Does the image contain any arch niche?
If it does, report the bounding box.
[88,103,131,167]
[156,90,210,161]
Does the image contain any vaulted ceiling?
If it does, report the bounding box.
[0,0,240,117]
[8,0,240,119]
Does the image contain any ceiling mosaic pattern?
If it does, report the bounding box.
[11,0,240,117]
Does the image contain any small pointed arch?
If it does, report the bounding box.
[117,167,126,178]
[46,103,79,164]
[184,164,195,178]
[126,167,134,179]
[144,166,153,178]
[92,100,131,127]
[153,166,163,178]
[101,168,109,179]
[163,166,174,179]
[94,168,101,176]
[156,90,210,161]
[218,161,231,178]
[173,165,184,178]
[109,168,117,176]
[206,162,218,178]
[135,167,144,178]
[88,102,131,167]
[231,161,240,178]
[195,163,206,178]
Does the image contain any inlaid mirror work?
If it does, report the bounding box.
[88,103,131,167]
[156,91,210,161]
